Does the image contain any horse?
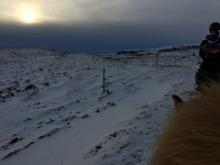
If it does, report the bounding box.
[151,84,220,165]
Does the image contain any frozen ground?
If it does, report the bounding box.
[0,46,199,165]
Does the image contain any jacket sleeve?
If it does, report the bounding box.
[199,40,208,60]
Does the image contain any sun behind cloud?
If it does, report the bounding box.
[16,3,42,24]
[21,10,36,24]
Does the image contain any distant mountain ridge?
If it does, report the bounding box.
[117,45,199,55]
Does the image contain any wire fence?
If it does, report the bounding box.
[102,52,201,67]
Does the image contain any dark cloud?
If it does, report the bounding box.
[0,22,203,53]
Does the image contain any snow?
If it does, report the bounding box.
[0,46,199,165]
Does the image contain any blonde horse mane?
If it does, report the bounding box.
[151,84,220,165]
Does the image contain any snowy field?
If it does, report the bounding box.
[0,46,199,165]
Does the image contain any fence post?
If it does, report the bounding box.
[102,67,106,93]
[156,53,159,66]
[174,57,177,66]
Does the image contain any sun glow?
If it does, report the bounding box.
[16,3,41,24]
[21,10,35,24]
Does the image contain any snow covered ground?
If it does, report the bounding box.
[0,46,199,165]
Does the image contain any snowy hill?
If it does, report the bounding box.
[0,47,200,165]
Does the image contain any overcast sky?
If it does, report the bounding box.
[0,0,219,53]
